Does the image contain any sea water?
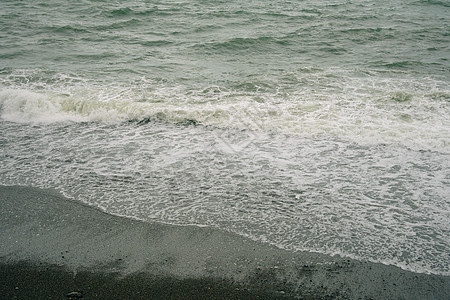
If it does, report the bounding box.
[0,0,449,276]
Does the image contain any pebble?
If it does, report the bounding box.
[66,291,83,298]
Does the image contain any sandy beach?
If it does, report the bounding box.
[0,186,448,299]
[2,0,450,298]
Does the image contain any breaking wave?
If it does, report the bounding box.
[1,79,449,153]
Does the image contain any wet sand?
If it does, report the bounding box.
[0,186,448,299]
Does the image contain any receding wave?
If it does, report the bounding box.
[1,101,449,276]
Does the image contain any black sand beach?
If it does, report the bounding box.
[0,186,449,299]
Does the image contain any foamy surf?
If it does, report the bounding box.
[1,71,449,153]
[1,0,449,281]
[1,116,449,276]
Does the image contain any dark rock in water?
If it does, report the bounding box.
[66,291,83,298]
[184,119,199,126]
[136,118,151,125]
[176,118,199,126]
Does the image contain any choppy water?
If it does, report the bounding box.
[0,0,449,275]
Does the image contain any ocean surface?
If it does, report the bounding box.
[0,0,449,276]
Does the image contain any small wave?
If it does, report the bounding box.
[45,25,90,34]
[193,36,290,53]
[0,50,29,59]
[74,52,118,61]
[135,40,174,47]
[318,47,347,54]
[414,0,450,7]
[92,18,141,31]
[102,7,180,18]
[107,7,134,17]
[370,61,427,69]
[193,24,223,33]
[338,27,395,42]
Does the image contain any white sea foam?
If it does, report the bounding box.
[1,71,449,277]
[0,89,86,123]
[1,116,449,275]
[1,69,449,153]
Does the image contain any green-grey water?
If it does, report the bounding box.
[0,0,449,275]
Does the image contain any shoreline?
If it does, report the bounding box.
[0,185,449,299]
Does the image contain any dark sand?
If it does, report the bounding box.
[0,186,449,299]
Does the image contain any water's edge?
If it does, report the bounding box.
[1,185,449,299]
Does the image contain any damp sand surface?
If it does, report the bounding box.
[0,186,448,299]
